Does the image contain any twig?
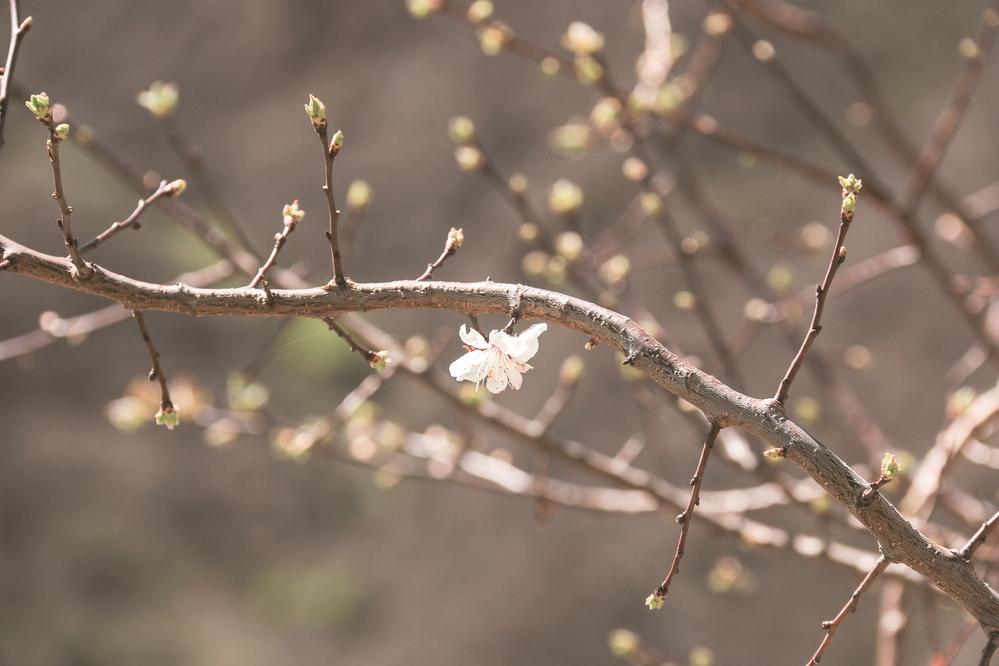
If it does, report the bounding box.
[645,421,722,609]
[324,317,382,368]
[416,227,463,281]
[248,201,303,289]
[34,107,89,276]
[961,511,999,562]
[132,310,175,424]
[79,179,181,253]
[774,176,860,405]
[982,633,999,666]
[308,99,347,288]
[0,0,29,150]
[808,555,890,664]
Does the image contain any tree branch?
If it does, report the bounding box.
[0,0,29,150]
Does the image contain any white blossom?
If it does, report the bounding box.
[448,323,547,393]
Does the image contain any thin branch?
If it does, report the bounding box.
[645,421,722,609]
[416,227,463,281]
[311,111,347,287]
[0,0,29,150]
[324,317,381,368]
[808,555,890,665]
[248,201,303,289]
[961,511,999,562]
[37,113,89,276]
[131,310,174,421]
[79,179,180,253]
[774,178,859,405]
[982,633,999,666]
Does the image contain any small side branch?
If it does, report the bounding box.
[0,0,30,150]
[416,227,463,281]
[807,555,889,665]
[774,175,861,405]
[645,421,722,610]
[248,201,304,289]
[306,95,347,288]
[324,317,387,371]
[960,510,999,562]
[132,310,177,429]
[80,179,183,253]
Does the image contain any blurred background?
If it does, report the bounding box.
[1,1,997,664]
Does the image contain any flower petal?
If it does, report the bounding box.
[485,362,509,393]
[502,355,524,390]
[458,324,488,349]
[510,323,547,362]
[449,349,490,383]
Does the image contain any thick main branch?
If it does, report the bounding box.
[1,232,997,634]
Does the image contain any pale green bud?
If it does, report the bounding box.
[53,123,71,140]
[446,227,464,250]
[880,452,901,479]
[645,593,665,610]
[136,82,178,118]
[466,0,494,24]
[837,173,863,193]
[448,115,476,144]
[561,21,605,55]
[330,129,344,154]
[346,179,372,211]
[25,92,50,120]
[282,199,305,226]
[454,145,485,171]
[304,93,326,126]
[574,55,604,85]
[164,179,187,197]
[548,178,583,214]
[155,403,180,430]
[406,0,442,19]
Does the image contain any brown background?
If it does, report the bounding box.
[1,1,997,664]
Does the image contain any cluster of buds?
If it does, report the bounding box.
[838,173,863,220]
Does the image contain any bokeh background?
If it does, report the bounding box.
[1,1,997,664]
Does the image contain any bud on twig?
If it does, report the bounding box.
[25,92,50,120]
[305,93,326,129]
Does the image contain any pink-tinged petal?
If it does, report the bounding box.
[509,323,547,362]
[502,355,524,390]
[449,349,490,383]
[458,324,488,349]
[485,363,509,393]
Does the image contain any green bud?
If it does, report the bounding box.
[837,173,863,193]
[454,145,485,171]
[346,179,372,212]
[155,403,180,430]
[164,179,187,197]
[466,0,494,24]
[25,92,50,120]
[478,22,512,56]
[448,115,476,144]
[561,21,605,55]
[406,0,442,19]
[53,123,71,140]
[304,93,326,126]
[330,129,344,154]
[645,593,665,610]
[282,199,305,225]
[548,178,583,214]
[574,55,604,86]
[842,192,857,217]
[880,452,901,479]
[136,82,178,118]
[447,227,464,250]
[608,629,639,656]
